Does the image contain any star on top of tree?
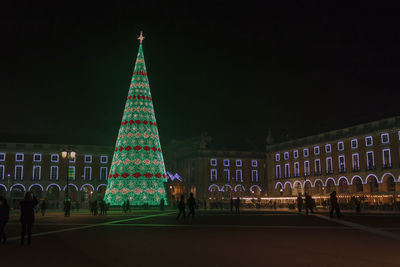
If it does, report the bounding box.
[138,31,145,44]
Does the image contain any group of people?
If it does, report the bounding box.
[0,192,39,245]
[176,192,196,220]
[296,191,342,218]
[90,199,108,216]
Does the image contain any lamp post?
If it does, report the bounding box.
[61,150,76,204]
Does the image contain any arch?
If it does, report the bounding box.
[350,175,363,185]
[234,184,245,192]
[249,185,262,193]
[222,184,233,192]
[46,183,61,191]
[275,182,283,189]
[80,184,95,191]
[336,176,349,186]
[10,183,26,191]
[283,181,293,189]
[28,183,44,191]
[0,184,7,192]
[303,180,313,188]
[381,173,395,184]
[324,177,335,187]
[96,184,107,191]
[313,179,324,188]
[365,174,380,184]
[208,184,220,192]
[293,180,302,189]
[63,184,79,191]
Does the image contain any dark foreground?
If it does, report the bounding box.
[1,209,400,267]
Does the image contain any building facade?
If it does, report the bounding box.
[0,142,113,208]
[267,116,400,205]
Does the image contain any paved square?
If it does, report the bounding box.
[1,209,399,267]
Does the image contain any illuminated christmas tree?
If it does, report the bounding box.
[104,32,168,206]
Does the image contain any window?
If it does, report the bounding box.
[352,153,360,170]
[223,159,229,166]
[275,154,280,161]
[50,166,58,180]
[252,170,258,182]
[32,166,41,180]
[367,151,375,169]
[304,161,310,175]
[381,133,389,144]
[210,159,217,166]
[294,162,299,177]
[100,155,108,164]
[223,169,230,182]
[325,144,331,153]
[337,141,344,151]
[303,149,309,157]
[284,163,290,178]
[251,160,258,167]
[365,136,373,146]
[15,165,23,180]
[351,139,358,149]
[33,153,42,162]
[236,169,243,182]
[383,149,391,168]
[210,169,217,181]
[338,155,345,172]
[69,166,76,180]
[51,154,59,163]
[284,152,289,160]
[314,146,320,155]
[0,153,4,161]
[0,165,4,180]
[326,157,333,174]
[69,156,76,163]
[100,167,107,180]
[314,159,321,174]
[84,155,93,163]
[15,153,24,162]
[84,167,92,180]
[275,165,281,178]
[236,160,242,167]
[293,150,299,159]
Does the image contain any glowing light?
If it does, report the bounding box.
[46,183,61,191]
[10,183,26,191]
[28,183,44,191]
[80,184,95,191]
[104,34,168,206]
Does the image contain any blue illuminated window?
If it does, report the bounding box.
[15,153,24,162]
[51,154,59,163]
[210,159,217,166]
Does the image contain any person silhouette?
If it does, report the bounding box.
[297,193,303,213]
[235,197,240,213]
[330,191,342,218]
[20,192,38,245]
[305,193,314,215]
[187,193,196,219]
[230,198,233,213]
[176,195,186,220]
[0,196,10,244]
[160,198,165,211]
[40,200,47,216]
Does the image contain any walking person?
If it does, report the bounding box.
[187,193,196,219]
[235,197,240,214]
[297,193,303,213]
[40,200,47,216]
[64,199,71,217]
[160,198,165,211]
[93,200,98,216]
[230,198,233,213]
[126,199,130,213]
[330,191,342,218]
[176,195,186,220]
[305,193,314,215]
[20,192,38,245]
[0,196,10,244]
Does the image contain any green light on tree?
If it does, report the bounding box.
[104,32,168,206]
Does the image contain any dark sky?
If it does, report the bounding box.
[1,1,400,151]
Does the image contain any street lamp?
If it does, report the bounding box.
[61,150,76,204]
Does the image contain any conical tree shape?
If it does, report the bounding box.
[104,42,168,206]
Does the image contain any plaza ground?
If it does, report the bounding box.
[1,209,400,267]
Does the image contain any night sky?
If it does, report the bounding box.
[1,1,400,151]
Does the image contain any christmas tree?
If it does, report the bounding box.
[104,32,168,206]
